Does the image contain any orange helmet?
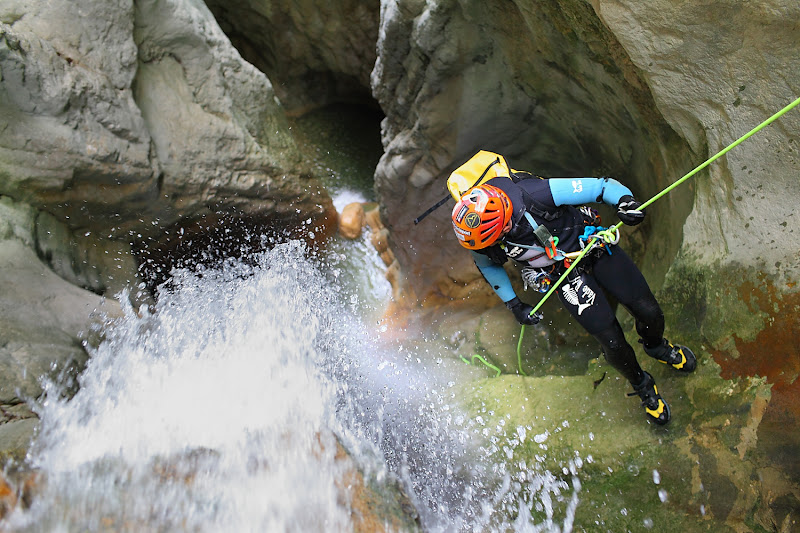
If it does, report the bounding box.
[451,185,513,250]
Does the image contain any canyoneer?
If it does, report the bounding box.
[447,150,696,425]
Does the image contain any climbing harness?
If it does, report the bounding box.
[518,226,616,294]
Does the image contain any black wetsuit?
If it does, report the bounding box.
[472,175,664,385]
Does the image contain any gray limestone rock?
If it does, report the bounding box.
[0,6,156,231]
[591,0,800,282]
[132,0,313,222]
[1,0,334,239]
[0,418,39,464]
[0,238,121,403]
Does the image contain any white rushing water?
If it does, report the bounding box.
[2,229,581,532]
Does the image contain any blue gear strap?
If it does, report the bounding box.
[580,225,613,254]
[472,251,517,302]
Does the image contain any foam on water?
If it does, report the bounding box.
[2,239,581,532]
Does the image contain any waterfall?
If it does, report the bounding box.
[2,229,580,532]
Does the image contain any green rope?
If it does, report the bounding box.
[515,95,800,375]
[637,95,800,213]
[461,354,502,377]
[517,325,528,376]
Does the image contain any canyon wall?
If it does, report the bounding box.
[0,0,334,433]
[1,0,798,527]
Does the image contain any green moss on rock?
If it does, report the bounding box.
[453,354,775,532]
[657,253,768,349]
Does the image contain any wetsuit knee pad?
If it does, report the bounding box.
[593,323,643,384]
[593,323,629,355]
[631,295,665,343]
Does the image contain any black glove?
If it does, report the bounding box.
[616,195,645,226]
[505,297,543,325]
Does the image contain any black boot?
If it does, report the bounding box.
[643,338,697,373]
[627,371,671,425]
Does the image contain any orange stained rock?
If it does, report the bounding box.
[0,474,18,520]
[339,202,366,239]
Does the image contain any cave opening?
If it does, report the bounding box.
[289,103,385,203]
[202,0,385,198]
[202,0,381,116]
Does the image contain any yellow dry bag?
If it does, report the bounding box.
[446,150,512,200]
[414,150,518,225]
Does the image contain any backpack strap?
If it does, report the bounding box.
[505,212,563,260]
[511,172,563,221]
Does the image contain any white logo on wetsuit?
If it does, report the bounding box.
[562,278,596,315]
[572,180,583,194]
[505,245,524,258]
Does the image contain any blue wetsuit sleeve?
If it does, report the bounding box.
[472,251,517,303]
[548,177,633,207]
